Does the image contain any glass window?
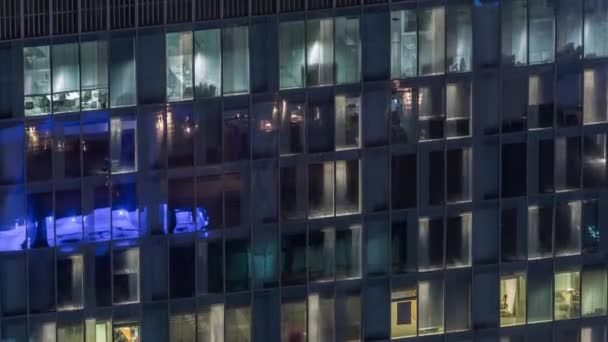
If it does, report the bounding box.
[309,226,335,282]
[170,241,195,299]
[365,216,389,276]
[446,212,471,268]
[418,217,444,271]
[335,223,361,280]
[281,227,307,285]
[391,85,417,144]
[170,311,196,342]
[308,289,335,342]
[166,32,193,102]
[113,322,140,342]
[582,199,600,254]
[55,182,83,245]
[110,34,136,107]
[82,112,109,176]
[501,205,527,262]
[528,263,553,323]
[335,93,360,150]
[168,177,195,234]
[196,99,222,165]
[391,153,417,209]
[418,7,445,76]
[418,83,445,141]
[26,119,53,182]
[137,107,166,170]
[0,254,27,314]
[335,16,360,84]
[27,186,53,248]
[113,248,140,304]
[502,72,528,132]
[82,178,110,242]
[527,203,553,259]
[428,150,445,206]
[279,21,306,89]
[391,282,417,339]
[391,10,417,79]
[446,81,471,137]
[280,161,307,221]
[57,254,84,311]
[52,43,80,113]
[0,122,23,185]
[307,90,334,153]
[557,0,583,60]
[308,162,334,219]
[335,159,360,216]
[226,237,250,292]
[583,134,607,188]
[584,0,608,58]
[110,114,137,174]
[223,26,249,96]
[280,98,305,155]
[447,147,472,202]
[53,116,81,179]
[198,303,224,342]
[557,67,583,127]
[528,70,555,128]
[336,285,361,342]
[111,179,136,238]
[224,171,249,228]
[196,175,222,230]
[502,143,527,197]
[24,46,51,116]
[167,103,195,168]
[81,40,109,111]
[307,18,334,86]
[0,186,26,252]
[252,99,278,159]
[252,161,277,224]
[281,292,306,341]
[194,29,221,98]
[555,270,581,320]
[447,2,472,73]
[418,278,443,335]
[584,65,608,124]
[225,302,251,342]
[392,213,417,274]
[28,249,55,312]
[252,225,279,288]
[555,200,582,256]
[555,136,581,190]
[223,105,249,162]
[582,267,607,317]
[529,0,555,64]
[197,238,224,294]
[445,271,470,332]
[581,325,605,342]
[502,0,528,66]
[500,273,527,326]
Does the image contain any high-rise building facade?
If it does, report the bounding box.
[0,0,607,341]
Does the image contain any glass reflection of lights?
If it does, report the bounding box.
[172,207,210,234]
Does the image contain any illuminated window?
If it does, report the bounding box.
[502,0,528,66]
[24,46,51,116]
[109,34,136,108]
[584,0,608,58]
[581,267,607,317]
[418,7,445,76]
[279,21,305,89]
[555,270,581,320]
[308,290,334,342]
[335,16,360,84]
[81,41,108,111]
[583,66,608,124]
[57,254,84,311]
[307,18,334,86]
[335,93,360,150]
[113,323,140,342]
[222,26,249,96]
[198,303,224,342]
[500,273,526,326]
[166,32,193,102]
[418,278,444,335]
[225,303,251,342]
[113,248,140,304]
[447,2,472,73]
[391,10,417,79]
[527,203,553,259]
[194,29,221,98]
[281,294,306,341]
[52,43,80,113]
[391,283,417,339]
[529,0,555,64]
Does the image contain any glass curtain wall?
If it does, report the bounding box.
[24,46,51,116]
[279,21,306,90]
[335,16,360,84]
[502,0,528,66]
[391,10,417,79]
[222,26,249,96]
[194,29,222,98]
[307,19,334,86]
[81,41,109,110]
[166,32,193,102]
[52,43,80,113]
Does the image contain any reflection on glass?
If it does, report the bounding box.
[418,84,444,141]
[279,21,305,90]
[86,319,111,342]
[554,271,581,320]
[55,186,82,245]
[308,291,334,342]
[581,268,607,317]
[500,273,526,326]
[528,72,555,128]
[223,26,249,95]
[81,41,109,111]
[556,0,582,60]
[198,304,224,342]
[529,0,555,64]
[583,66,608,124]
[527,205,553,259]
[418,217,444,271]
[335,94,360,150]
[502,0,528,66]
[109,35,136,108]
[52,43,80,113]
[447,3,472,73]
[418,278,443,335]
[391,10,417,79]
[446,81,471,137]
[308,162,334,219]
[113,248,140,304]
[391,86,416,144]
[24,46,51,116]
[225,304,251,342]
[166,32,193,101]
[335,16,360,84]
[309,227,335,281]
[223,108,249,162]
[57,254,84,311]
[307,19,334,86]
[281,298,306,341]
[112,180,139,239]
[335,160,360,216]
[584,0,608,58]
[418,7,445,76]
[170,313,196,342]
[0,187,26,252]
[446,213,471,268]
[335,224,362,280]
[555,200,582,256]
[110,115,137,174]
[195,29,221,98]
